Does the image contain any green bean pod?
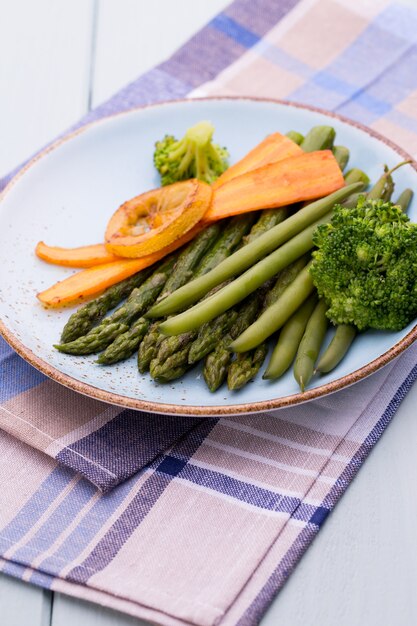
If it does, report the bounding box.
[294,298,329,391]
[343,168,370,186]
[263,293,318,379]
[285,130,304,145]
[315,324,357,374]
[332,146,350,171]
[395,188,413,212]
[230,263,316,353]
[300,126,335,152]
[148,182,364,319]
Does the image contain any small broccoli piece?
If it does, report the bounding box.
[154,120,229,186]
[310,196,417,331]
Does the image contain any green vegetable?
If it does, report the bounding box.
[96,318,150,365]
[293,298,329,391]
[227,257,308,389]
[310,195,417,331]
[55,322,129,355]
[395,188,413,213]
[158,224,221,301]
[263,293,318,380]
[154,120,229,186]
[344,168,370,186]
[285,130,304,144]
[188,310,238,364]
[136,223,221,372]
[148,182,363,319]
[202,295,261,392]
[149,214,256,377]
[230,262,316,353]
[315,324,356,374]
[332,146,350,171]
[299,126,335,152]
[228,344,268,390]
[60,267,153,343]
[55,256,176,355]
[150,345,191,383]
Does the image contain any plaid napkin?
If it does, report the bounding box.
[1,0,417,623]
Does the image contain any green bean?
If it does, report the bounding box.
[395,188,413,212]
[263,293,318,379]
[332,146,350,171]
[159,221,326,336]
[148,182,364,319]
[285,130,304,145]
[300,126,335,152]
[293,298,329,391]
[367,161,411,201]
[344,168,370,186]
[229,262,316,353]
[315,324,356,374]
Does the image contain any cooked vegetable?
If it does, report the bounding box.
[96,317,150,365]
[55,322,129,355]
[263,293,318,379]
[285,131,304,144]
[344,168,370,186]
[38,258,157,308]
[35,242,119,268]
[293,298,329,391]
[227,257,308,390]
[60,267,153,343]
[204,150,345,222]
[212,132,302,189]
[395,188,413,212]
[148,183,363,318]
[332,146,349,171]
[367,161,411,201]
[228,344,269,391]
[105,179,212,258]
[300,126,335,152]
[147,214,256,378]
[310,195,417,331]
[157,215,338,336]
[154,120,229,186]
[55,256,176,355]
[203,295,262,392]
[188,309,238,364]
[230,263,316,353]
[38,222,205,308]
[136,223,221,371]
[315,324,356,374]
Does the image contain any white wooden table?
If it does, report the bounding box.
[1,2,417,624]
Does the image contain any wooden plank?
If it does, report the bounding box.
[0,573,51,626]
[92,0,230,107]
[0,0,95,178]
[262,383,417,626]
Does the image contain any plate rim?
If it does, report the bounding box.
[1,95,417,416]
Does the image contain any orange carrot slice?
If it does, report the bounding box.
[37,223,205,307]
[204,150,345,222]
[105,179,212,258]
[35,242,119,268]
[212,132,303,190]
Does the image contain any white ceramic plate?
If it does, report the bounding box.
[1,97,416,415]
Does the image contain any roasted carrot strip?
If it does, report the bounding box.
[212,132,303,190]
[204,150,345,222]
[37,223,205,307]
[35,242,119,268]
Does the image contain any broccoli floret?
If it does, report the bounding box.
[310,196,417,331]
[154,120,229,186]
